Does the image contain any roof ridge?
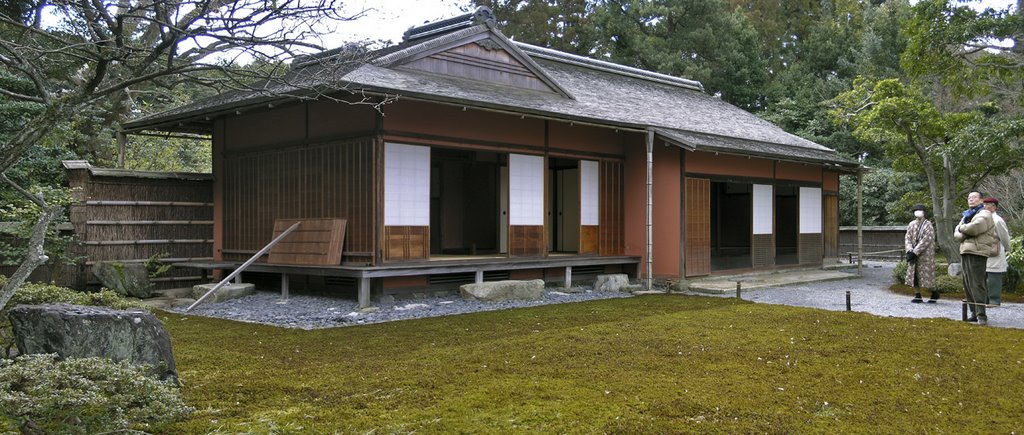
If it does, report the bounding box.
[403,6,495,42]
[516,42,704,92]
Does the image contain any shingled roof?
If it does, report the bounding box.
[124,7,856,168]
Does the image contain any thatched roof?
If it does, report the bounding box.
[124,8,856,168]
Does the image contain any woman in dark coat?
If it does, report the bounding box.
[905,204,938,302]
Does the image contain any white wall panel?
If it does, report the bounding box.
[384,143,430,226]
[752,184,773,234]
[509,153,544,226]
[580,160,599,226]
[799,187,822,234]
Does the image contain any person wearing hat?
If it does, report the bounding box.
[983,197,1012,306]
[954,191,998,325]
[905,204,937,303]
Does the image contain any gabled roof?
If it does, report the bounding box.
[124,7,856,168]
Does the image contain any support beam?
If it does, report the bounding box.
[645,129,654,290]
[475,270,483,284]
[358,277,371,309]
[281,273,289,300]
[857,167,864,275]
[564,266,572,288]
[234,272,243,284]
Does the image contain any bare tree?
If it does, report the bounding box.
[0,0,371,307]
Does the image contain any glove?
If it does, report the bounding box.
[906,251,917,263]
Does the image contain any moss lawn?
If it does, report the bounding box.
[163,295,1024,433]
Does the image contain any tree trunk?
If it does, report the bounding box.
[0,204,63,310]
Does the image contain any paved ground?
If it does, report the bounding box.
[688,261,1024,329]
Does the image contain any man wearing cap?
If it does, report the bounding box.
[905,204,937,303]
[954,191,998,325]
[983,197,1012,306]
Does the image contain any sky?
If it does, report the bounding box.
[331,0,1018,46]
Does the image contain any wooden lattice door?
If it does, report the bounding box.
[685,177,711,277]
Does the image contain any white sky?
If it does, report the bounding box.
[330,0,1017,47]
[333,0,471,45]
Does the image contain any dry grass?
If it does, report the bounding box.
[162,295,1024,433]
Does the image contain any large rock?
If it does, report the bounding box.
[92,262,151,298]
[460,279,545,302]
[594,274,630,292]
[8,304,177,382]
[192,283,255,303]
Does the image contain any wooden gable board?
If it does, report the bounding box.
[389,32,573,99]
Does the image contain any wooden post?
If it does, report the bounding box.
[234,273,243,284]
[856,167,864,275]
[475,270,483,284]
[281,273,289,300]
[564,266,572,288]
[358,277,371,309]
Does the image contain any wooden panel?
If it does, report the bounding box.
[685,178,711,277]
[823,195,839,259]
[384,226,429,261]
[580,225,599,255]
[509,225,545,257]
[752,234,775,268]
[268,218,346,265]
[799,233,824,265]
[402,41,554,93]
[599,161,624,256]
[222,137,377,265]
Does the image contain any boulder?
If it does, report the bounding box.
[92,262,152,298]
[191,283,255,303]
[948,263,962,277]
[594,274,630,292]
[460,279,545,302]
[8,304,177,382]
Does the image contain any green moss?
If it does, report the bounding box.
[161,296,1024,433]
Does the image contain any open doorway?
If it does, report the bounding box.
[430,148,503,255]
[775,185,799,265]
[710,181,752,270]
[548,158,580,253]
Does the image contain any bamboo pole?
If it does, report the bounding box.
[186,222,301,312]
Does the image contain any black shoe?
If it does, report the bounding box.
[928,291,940,303]
[911,293,923,303]
[966,316,978,323]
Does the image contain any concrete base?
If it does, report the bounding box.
[192,283,255,303]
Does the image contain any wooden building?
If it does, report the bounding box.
[124,8,858,304]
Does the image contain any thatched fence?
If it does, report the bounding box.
[63,161,213,289]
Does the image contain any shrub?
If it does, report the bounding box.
[1005,236,1024,293]
[9,282,146,310]
[935,275,963,294]
[0,354,191,434]
[892,261,908,284]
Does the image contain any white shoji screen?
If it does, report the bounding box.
[509,153,544,226]
[384,143,430,226]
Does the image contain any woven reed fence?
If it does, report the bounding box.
[63,161,214,289]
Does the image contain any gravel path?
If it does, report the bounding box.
[718,261,1024,329]
[174,261,1024,330]
[172,286,631,330]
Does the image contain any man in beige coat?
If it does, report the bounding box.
[955,192,999,325]
[983,197,1012,306]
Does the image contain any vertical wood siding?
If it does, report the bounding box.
[579,225,599,255]
[222,137,377,264]
[599,161,624,256]
[823,195,839,259]
[684,177,711,277]
[384,226,429,261]
[509,225,545,257]
[799,233,824,265]
[751,234,775,268]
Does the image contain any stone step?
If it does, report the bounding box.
[151,287,195,299]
